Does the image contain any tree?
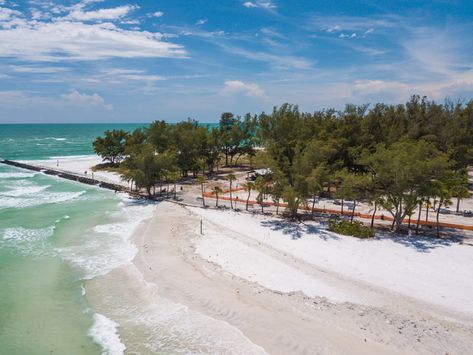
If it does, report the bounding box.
[450,170,469,213]
[197,176,206,207]
[168,171,180,200]
[271,181,284,215]
[306,176,321,217]
[93,129,129,165]
[212,186,222,207]
[255,176,268,213]
[121,145,176,197]
[360,141,450,232]
[335,171,368,222]
[226,173,237,209]
[432,173,454,237]
[243,181,254,211]
[282,185,304,219]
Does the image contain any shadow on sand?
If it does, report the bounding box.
[260,217,469,253]
[260,219,340,241]
[380,231,466,253]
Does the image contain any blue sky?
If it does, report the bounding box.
[1,0,473,123]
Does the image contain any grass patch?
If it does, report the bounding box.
[91,163,125,173]
[328,220,374,239]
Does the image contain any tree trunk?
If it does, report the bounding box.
[425,206,429,222]
[225,153,228,166]
[201,184,205,207]
[350,201,356,223]
[229,182,233,209]
[456,197,461,213]
[215,193,219,207]
[394,198,403,232]
[416,201,422,234]
[408,214,411,228]
[246,190,250,211]
[174,182,177,200]
[341,199,344,214]
[261,200,264,213]
[370,201,377,228]
[436,201,442,237]
[311,194,316,217]
[276,199,279,215]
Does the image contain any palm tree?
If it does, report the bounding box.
[243,181,254,211]
[226,173,237,209]
[197,175,206,206]
[212,186,222,207]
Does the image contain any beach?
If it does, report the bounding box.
[9,154,473,353]
[85,201,473,354]
[5,150,473,353]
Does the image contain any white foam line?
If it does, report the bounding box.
[88,313,125,355]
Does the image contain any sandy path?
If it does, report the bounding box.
[87,202,473,354]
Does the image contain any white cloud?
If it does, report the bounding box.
[151,11,164,18]
[243,2,257,8]
[225,45,312,70]
[62,89,112,109]
[352,71,473,101]
[354,80,409,96]
[0,6,21,22]
[119,74,166,81]
[195,18,207,26]
[326,25,341,33]
[402,27,464,76]
[10,65,69,73]
[66,5,138,21]
[222,80,266,98]
[0,20,186,61]
[243,1,276,10]
[339,32,357,39]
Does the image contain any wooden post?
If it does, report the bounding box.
[200,220,203,235]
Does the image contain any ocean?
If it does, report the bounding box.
[0,123,262,355]
[0,124,150,354]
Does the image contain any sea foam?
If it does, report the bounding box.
[0,172,38,179]
[57,201,155,280]
[88,313,126,355]
[0,190,85,210]
[0,226,56,256]
[0,184,50,197]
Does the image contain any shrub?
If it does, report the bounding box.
[328,220,374,239]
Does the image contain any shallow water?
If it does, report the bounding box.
[0,124,146,354]
[0,123,257,355]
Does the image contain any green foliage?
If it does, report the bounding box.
[219,112,257,166]
[328,220,375,239]
[359,140,451,231]
[93,129,128,165]
[93,96,472,237]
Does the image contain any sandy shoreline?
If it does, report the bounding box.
[86,201,473,354]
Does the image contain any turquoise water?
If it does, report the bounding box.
[0,124,149,354]
[0,123,218,160]
[0,124,144,160]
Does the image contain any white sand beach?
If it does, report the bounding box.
[17,158,473,353]
[86,201,473,355]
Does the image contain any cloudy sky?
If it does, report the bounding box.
[1,0,473,123]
